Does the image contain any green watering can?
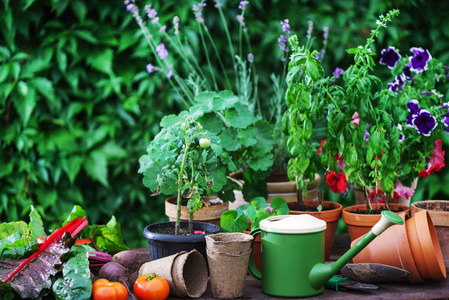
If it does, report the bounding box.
[248,211,404,297]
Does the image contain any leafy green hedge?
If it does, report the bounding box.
[1,0,448,247]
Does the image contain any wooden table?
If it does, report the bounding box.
[169,234,449,299]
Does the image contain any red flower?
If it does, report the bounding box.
[369,189,386,203]
[325,170,348,193]
[350,112,360,126]
[317,140,326,155]
[419,140,445,179]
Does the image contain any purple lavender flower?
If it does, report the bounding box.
[306,20,313,39]
[278,35,288,52]
[412,109,437,136]
[406,99,421,127]
[409,47,432,73]
[402,65,413,82]
[247,53,254,63]
[156,43,168,60]
[238,1,249,10]
[173,16,180,35]
[323,26,329,43]
[146,63,162,74]
[146,63,156,73]
[236,14,245,27]
[145,5,158,19]
[281,19,290,35]
[379,46,401,69]
[193,1,206,23]
[332,67,345,79]
[167,69,173,79]
[214,0,222,8]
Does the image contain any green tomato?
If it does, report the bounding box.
[199,137,211,149]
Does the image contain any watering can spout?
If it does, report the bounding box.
[309,210,404,290]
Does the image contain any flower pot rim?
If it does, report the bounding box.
[143,221,221,242]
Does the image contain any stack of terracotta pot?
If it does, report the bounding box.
[351,210,446,282]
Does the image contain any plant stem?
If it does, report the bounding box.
[176,122,191,235]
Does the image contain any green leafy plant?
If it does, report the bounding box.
[220,196,289,233]
[0,204,128,299]
[139,90,276,234]
[285,9,449,213]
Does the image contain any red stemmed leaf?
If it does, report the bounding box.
[0,217,87,298]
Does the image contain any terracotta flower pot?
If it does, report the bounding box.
[165,196,229,227]
[230,173,321,210]
[244,230,262,272]
[288,200,342,261]
[351,210,446,282]
[411,200,449,272]
[342,203,410,241]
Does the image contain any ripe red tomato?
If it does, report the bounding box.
[92,278,128,300]
[134,273,170,300]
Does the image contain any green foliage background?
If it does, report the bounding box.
[1,0,448,247]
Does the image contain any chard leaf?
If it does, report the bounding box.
[0,234,72,298]
[29,205,46,243]
[90,216,128,254]
[52,245,91,300]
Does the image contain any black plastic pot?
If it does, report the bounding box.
[143,221,221,261]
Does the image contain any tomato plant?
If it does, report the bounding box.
[199,137,211,149]
[134,273,170,300]
[92,279,128,300]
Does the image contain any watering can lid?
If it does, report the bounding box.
[259,214,326,234]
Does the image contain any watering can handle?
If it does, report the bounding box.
[248,228,262,282]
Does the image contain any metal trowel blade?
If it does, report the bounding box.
[341,263,411,283]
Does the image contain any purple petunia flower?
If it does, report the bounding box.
[363,124,371,142]
[363,129,370,142]
[156,43,168,60]
[409,47,432,73]
[388,74,406,93]
[412,109,437,136]
[333,67,345,79]
[380,46,401,69]
[281,19,290,35]
[406,99,421,127]
[402,65,413,82]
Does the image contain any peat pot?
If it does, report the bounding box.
[143,221,221,261]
